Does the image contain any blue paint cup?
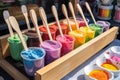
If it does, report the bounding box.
[21,47,46,76]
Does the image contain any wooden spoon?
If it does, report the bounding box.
[39,7,53,41]
[52,5,64,37]
[29,9,43,43]
[62,4,72,32]
[9,16,28,50]
[76,4,89,28]
[3,10,14,37]
[85,2,96,24]
[69,2,79,30]
[21,5,31,30]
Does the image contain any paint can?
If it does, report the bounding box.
[114,5,120,23]
[97,4,113,20]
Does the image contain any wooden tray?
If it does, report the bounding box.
[0,27,118,80]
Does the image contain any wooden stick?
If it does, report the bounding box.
[62,4,72,32]
[9,16,28,51]
[21,5,31,30]
[76,4,89,28]
[69,2,79,30]
[39,7,53,41]
[30,9,43,43]
[52,5,64,37]
[85,2,96,24]
[3,10,14,37]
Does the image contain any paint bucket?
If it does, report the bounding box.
[114,5,120,23]
[97,4,113,20]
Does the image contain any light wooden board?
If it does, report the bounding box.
[35,27,118,80]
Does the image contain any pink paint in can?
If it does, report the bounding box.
[114,5,120,23]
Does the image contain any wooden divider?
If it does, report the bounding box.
[35,27,118,80]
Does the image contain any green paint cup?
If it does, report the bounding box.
[8,34,28,61]
[89,24,103,37]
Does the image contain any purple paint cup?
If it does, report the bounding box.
[96,21,110,32]
[21,47,46,76]
[40,40,62,65]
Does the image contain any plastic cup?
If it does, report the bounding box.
[96,21,110,32]
[56,35,75,56]
[69,30,86,48]
[89,24,103,37]
[40,40,62,65]
[79,27,95,42]
[109,46,120,57]
[8,34,28,61]
[24,30,40,47]
[21,47,46,76]
[50,23,68,36]
[76,18,89,27]
[39,26,57,41]
[62,19,79,30]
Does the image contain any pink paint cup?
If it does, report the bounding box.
[76,18,89,27]
[50,23,68,36]
[40,40,62,65]
[56,35,75,56]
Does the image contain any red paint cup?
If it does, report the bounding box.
[50,23,68,36]
[39,26,57,41]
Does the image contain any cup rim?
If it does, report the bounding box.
[39,26,57,34]
[40,40,62,51]
[21,47,46,61]
[56,35,75,43]
[24,30,39,38]
[8,34,28,44]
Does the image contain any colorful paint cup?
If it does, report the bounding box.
[79,27,95,42]
[97,4,113,20]
[56,35,75,56]
[40,40,62,65]
[24,30,40,47]
[69,30,86,48]
[96,21,110,32]
[8,34,28,61]
[21,47,46,76]
[39,26,57,41]
[76,18,89,27]
[50,23,68,36]
[114,5,120,23]
[89,24,103,37]
[62,19,79,30]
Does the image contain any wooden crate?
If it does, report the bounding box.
[0,27,118,80]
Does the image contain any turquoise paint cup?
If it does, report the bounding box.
[21,47,46,76]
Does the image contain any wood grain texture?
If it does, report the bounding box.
[35,27,118,80]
